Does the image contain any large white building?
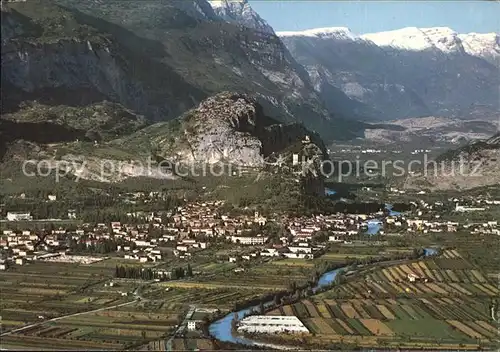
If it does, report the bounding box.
[237,315,309,334]
[230,236,268,245]
[455,204,486,212]
[288,246,313,254]
[187,320,198,330]
[6,212,33,221]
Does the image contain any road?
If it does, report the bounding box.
[0,300,137,337]
[165,305,195,351]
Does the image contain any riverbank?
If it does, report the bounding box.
[208,248,439,349]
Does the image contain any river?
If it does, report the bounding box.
[208,266,346,346]
[364,204,402,235]
[209,200,436,348]
[325,188,337,196]
[209,247,439,347]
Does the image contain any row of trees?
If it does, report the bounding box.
[171,265,194,280]
[3,189,184,222]
[114,264,194,281]
[115,265,162,280]
[68,238,122,254]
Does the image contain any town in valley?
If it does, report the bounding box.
[1,0,499,350]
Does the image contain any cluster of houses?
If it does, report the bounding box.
[260,243,322,260]
[2,194,499,269]
[0,202,269,266]
[0,228,108,267]
[0,200,365,268]
[382,197,500,235]
[385,215,499,236]
[286,213,365,240]
[0,229,42,267]
[228,242,324,264]
[123,247,163,262]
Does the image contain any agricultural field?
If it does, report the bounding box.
[183,245,417,294]
[267,249,499,350]
[161,257,315,294]
[0,261,180,350]
[144,285,264,311]
[318,245,415,263]
[357,251,499,299]
[1,300,180,350]
[420,231,500,276]
[170,338,215,351]
[0,261,125,325]
[0,257,274,349]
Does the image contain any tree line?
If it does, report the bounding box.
[114,264,193,281]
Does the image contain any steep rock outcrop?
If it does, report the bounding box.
[1,0,349,141]
[120,91,327,167]
[209,0,275,34]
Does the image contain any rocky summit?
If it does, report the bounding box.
[119,91,327,168]
[209,0,275,34]
[1,0,356,143]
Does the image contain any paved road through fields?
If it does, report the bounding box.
[165,305,195,351]
[0,300,137,337]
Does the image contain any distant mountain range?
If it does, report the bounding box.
[1,0,499,192]
[278,26,499,121]
[1,0,498,159]
[208,1,499,121]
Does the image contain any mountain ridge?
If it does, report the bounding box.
[3,0,365,143]
[213,1,499,122]
[277,26,499,61]
[209,0,275,34]
[278,26,499,121]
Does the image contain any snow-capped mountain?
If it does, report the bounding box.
[209,0,275,34]
[361,27,464,53]
[278,26,500,120]
[206,1,499,121]
[458,32,500,66]
[279,26,500,64]
[278,27,359,41]
[361,27,500,64]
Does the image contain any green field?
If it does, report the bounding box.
[267,246,498,350]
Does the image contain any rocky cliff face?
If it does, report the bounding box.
[279,27,500,121]
[209,0,275,34]
[120,91,327,167]
[1,0,357,143]
[1,3,205,119]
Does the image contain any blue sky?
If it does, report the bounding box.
[249,1,500,34]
